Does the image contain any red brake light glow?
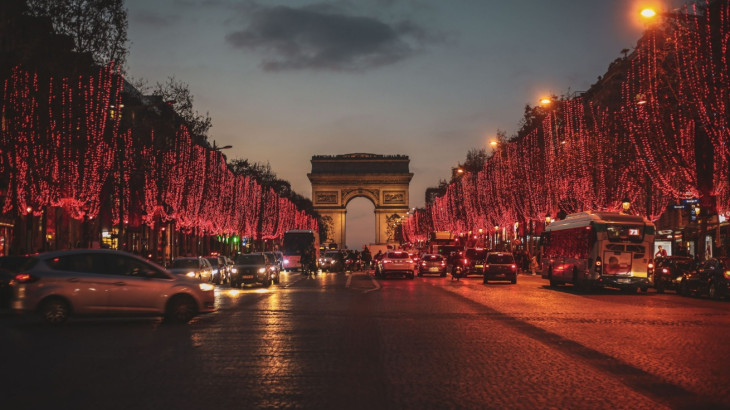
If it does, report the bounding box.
[14,273,37,283]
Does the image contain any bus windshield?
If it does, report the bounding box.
[282,231,315,256]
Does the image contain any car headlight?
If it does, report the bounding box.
[199,283,215,291]
[258,267,266,274]
[230,267,238,274]
[186,272,196,278]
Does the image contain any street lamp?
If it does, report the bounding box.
[545,214,552,226]
[621,197,631,213]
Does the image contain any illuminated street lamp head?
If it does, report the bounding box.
[489,140,498,147]
[539,97,552,105]
[641,8,657,18]
[621,197,631,212]
[545,214,552,225]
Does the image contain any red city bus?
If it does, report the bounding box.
[281,230,320,271]
[540,211,656,292]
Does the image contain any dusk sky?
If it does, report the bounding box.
[124,0,686,249]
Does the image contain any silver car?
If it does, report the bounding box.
[11,249,216,324]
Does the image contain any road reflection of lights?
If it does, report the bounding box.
[254,288,270,294]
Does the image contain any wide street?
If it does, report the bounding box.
[2,270,729,410]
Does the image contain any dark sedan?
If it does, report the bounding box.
[651,256,696,293]
[679,257,730,300]
[417,254,447,277]
[483,252,517,284]
[230,253,277,288]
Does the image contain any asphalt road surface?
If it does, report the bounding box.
[2,270,729,409]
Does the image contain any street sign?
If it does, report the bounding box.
[681,198,700,205]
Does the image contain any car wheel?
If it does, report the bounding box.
[263,278,272,288]
[165,295,197,324]
[640,287,648,293]
[417,272,423,277]
[408,273,415,280]
[656,280,665,294]
[679,280,690,297]
[709,281,720,300]
[40,297,70,324]
[483,278,488,284]
[510,275,517,284]
[274,275,280,285]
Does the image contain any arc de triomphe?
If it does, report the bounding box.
[308,153,413,249]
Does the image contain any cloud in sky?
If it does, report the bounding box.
[225,4,435,72]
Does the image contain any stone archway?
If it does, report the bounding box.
[308,153,413,249]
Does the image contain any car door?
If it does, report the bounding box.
[46,253,115,314]
[102,253,173,314]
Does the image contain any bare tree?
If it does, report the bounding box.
[151,76,213,141]
[26,0,129,69]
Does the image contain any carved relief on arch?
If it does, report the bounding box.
[341,188,380,206]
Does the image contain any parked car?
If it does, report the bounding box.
[205,255,228,284]
[168,257,214,282]
[418,253,447,277]
[11,249,216,324]
[377,251,415,279]
[651,256,696,293]
[230,252,278,288]
[679,257,730,300]
[483,252,517,284]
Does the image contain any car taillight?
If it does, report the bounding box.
[647,261,654,269]
[421,261,427,266]
[724,270,730,279]
[463,259,468,265]
[14,273,38,283]
[511,264,517,270]
[440,261,446,266]
[662,268,669,274]
[595,257,602,275]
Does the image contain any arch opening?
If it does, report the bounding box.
[346,197,375,251]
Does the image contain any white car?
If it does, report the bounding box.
[12,249,216,324]
[377,251,416,279]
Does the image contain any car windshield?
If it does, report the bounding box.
[422,254,443,262]
[325,252,339,258]
[487,254,514,264]
[171,259,198,268]
[206,258,220,266]
[236,254,265,264]
[386,252,409,259]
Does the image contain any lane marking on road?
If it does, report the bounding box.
[344,272,381,293]
[364,275,380,293]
